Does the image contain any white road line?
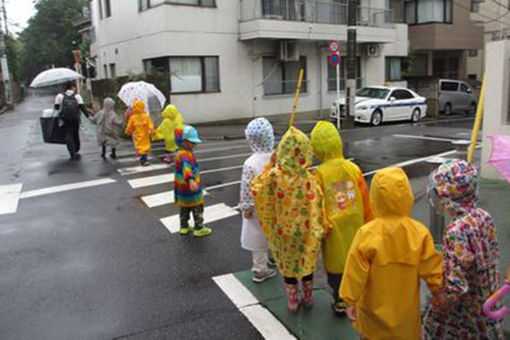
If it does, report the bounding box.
[207,180,241,191]
[118,164,170,176]
[0,184,23,215]
[213,274,296,340]
[193,144,250,155]
[393,134,464,143]
[127,165,243,189]
[160,203,239,233]
[199,152,252,163]
[141,190,209,208]
[128,174,175,189]
[363,149,458,177]
[20,178,116,199]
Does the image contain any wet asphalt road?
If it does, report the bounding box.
[0,95,476,339]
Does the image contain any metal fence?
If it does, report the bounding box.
[240,0,394,28]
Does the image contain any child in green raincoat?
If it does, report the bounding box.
[154,104,184,163]
[310,121,372,314]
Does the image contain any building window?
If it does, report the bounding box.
[103,64,108,79]
[109,63,117,78]
[386,57,403,81]
[405,0,452,24]
[470,1,479,12]
[168,0,216,7]
[469,49,478,57]
[327,57,361,91]
[98,0,103,19]
[105,0,112,17]
[139,0,150,11]
[169,56,219,94]
[262,57,307,96]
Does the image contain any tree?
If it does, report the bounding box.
[19,0,86,80]
[5,34,22,81]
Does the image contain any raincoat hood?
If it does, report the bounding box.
[245,118,274,154]
[162,104,180,120]
[310,121,344,161]
[276,127,313,173]
[370,167,414,218]
[132,100,146,115]
[429,159,478,217]
[103,97,115,113]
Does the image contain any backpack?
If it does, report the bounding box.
[60,93,80,122]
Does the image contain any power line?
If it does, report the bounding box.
[453,0,510,28]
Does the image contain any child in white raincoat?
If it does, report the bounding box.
[240,118,276,283]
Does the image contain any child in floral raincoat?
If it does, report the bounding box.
[424,159,503,339]
[90,97,124,159]
[252,127,329,313]
[124,100,154,166]
[339,167,443,339]
[240,118,276,283]
[310,121,372,314]
[154,104,184,164]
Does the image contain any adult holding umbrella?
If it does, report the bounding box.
[53,82,91,161]
[31,68,91,160]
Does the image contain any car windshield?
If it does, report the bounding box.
[356,88,390,99]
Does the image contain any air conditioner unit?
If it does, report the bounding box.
[279,40,300,62]
[365,44,380,57]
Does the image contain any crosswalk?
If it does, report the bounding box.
[113,140,247,236]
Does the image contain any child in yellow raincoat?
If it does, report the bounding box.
[125,100,154,166]
[310,121,372,315]
[252,127,330,313]
[339,167,443,340]
[154,104,184,164]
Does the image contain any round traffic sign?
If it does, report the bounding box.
[328,40,340,53]
[328,54,340,66]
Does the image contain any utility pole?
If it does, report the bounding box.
[0,0,12,108]
[345,0,357,128]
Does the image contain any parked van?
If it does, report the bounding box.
[439,79,478,115]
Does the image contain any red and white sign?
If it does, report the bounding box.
[328,40,340,53]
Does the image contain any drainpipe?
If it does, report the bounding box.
[318,42,323,119]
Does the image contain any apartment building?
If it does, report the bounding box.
[404,0,484,82]
[471,0,510,42]
[90,0,408,123]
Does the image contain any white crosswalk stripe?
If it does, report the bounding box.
[0,184,23,215]
[141,190,210,208]
[128,174,175,189]
[160,203,239,233]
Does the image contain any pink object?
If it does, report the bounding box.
[483,284,510,320]
[488,135,510,183]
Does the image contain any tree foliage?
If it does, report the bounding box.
[19,0,86,80]
[5,34,22,81]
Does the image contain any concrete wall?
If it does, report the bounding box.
[481,40,510,180]
[90,0,408,123]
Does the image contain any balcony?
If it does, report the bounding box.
[239,0,397,42]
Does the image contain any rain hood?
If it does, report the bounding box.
[310,121,344,161]
[245,118,274,154]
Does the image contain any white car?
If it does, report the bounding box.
[331,86,427,126]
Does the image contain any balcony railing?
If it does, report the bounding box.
[240,0,394,28]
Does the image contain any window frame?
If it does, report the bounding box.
[392,89,415,100]
[104,0,112,17]
[98,0,104,19]
[385,57,404,81]
[167,56,221,95]
[262,56,308,96]
[139,0,151,11]
[440,81,459,92]
[404,0,453,25]
[327,56,362,92]
[166,0,216,8]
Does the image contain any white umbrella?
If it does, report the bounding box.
[30,68,84,88]
[117,81,166,110]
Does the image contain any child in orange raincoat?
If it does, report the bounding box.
[252,127,330,313]
[124,100,154,166]
[310,121,372,315]
[339,167,443,339]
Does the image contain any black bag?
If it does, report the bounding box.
[40,117,67,144]
[60,93,80,122]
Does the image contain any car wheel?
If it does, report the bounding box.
[444,103,452,116]
[411,108,421,123]
[371,110,382,126]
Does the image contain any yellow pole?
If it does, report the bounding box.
[467,74,485,164]
[289,68,305,128]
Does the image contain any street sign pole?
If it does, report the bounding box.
[336,60,341,130]
[346,0,358,129]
